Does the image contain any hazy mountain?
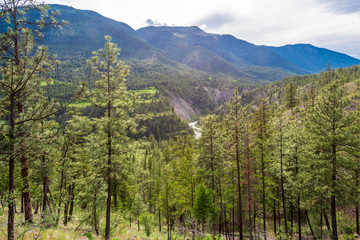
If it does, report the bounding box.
[38,5,360,80]
[266,44,360,73]
[137,26,304,74]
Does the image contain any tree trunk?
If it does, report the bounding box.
[279,123,288,234]
[331,145,338,240]
[114,179,118,211]
[20,153,33,224]
[235,134,243,240]
[63,196,69,226]
[56,161,66,225]
[34,201,39,214]
[295,148,301,240]
[261,149,266,240]
[232,196,235,240]
[105,99,112,240]
[42,154,50,217]
[320,211,323,239]
[298,197,301,240]
[93,189,99,236]
[68,183,75,222]
[246,124,253,239]
[273,198,277,235]
[159,208,161,232]
[21,193,24,213]
[324,212,332,232]
[305,210,315,240]
[166,182,170,240]
[8,155,15,240]
[356,170,359,235]
[290,202,293,236]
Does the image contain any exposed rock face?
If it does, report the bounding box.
[169,93,201,120]
[203,87,233,103]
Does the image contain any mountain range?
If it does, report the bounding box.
[40,5,360,80]
[7,4,359,119]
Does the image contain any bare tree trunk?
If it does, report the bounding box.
[56,161,65,225]
[298,197,301,240]
[105,93,112,240]
[42,154,50,217]
[21,193,24,213]
[68,182,75,222]
[305,210,315,240]
[261,150,266,240]
[8,155,15,240]
[324,212,332,233]
[114,178,118,211]
[331,145,338,240]
[232,197,235,240]
[21,153,33,224]
[159,208,161,232]
[273,198,277,235]
[290,202,293,236]
[356,170,359,235]
[93,189,99,236]
[246,124,253,239]
[280,123,288,235]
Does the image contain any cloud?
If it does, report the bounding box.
[142,19,168,27]
[316,0,360,13]
[194,12,236,29]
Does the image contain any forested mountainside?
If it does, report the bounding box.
[2,2,360,240]
[3,4,359,119]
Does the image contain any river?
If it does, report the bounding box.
[188,121,201,139]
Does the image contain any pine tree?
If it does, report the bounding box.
[87,35,135,240]
[225,88,245,240]
[0,2,67,238]
[193,182,216,233]
[252,99,271,240]
[284,82,299,113]
[305,80,360,240]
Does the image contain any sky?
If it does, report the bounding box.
[44,0,360,58]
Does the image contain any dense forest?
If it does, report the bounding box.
[1,1,360,240]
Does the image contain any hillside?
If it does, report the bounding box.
[266,44,360,73]
[7,4,359,119]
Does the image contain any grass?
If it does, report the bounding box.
[0,211,186,240]
[68,87,159,108]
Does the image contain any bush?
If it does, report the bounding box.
[139,212,154,236]
[84,232,94,240]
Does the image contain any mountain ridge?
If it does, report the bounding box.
[41,5,360,79]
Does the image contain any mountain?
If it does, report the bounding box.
[11,4,360,119]
[136,26,303,77]
[137,26,360,75]
[40,5,156,59]
[39,5,360,79]
[265,44,360,73]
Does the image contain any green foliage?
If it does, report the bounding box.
[84,232,94,240]
[193,183,217,225]
[139,212,154,236]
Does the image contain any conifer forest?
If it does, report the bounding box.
[2,1,360,240]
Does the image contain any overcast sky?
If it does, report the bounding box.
[44,0,360,58]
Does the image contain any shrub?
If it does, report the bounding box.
[139,212,154,236]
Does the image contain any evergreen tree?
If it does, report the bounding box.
[252,99,271,240]
[225,88,245,240]
[193,182,216,233]
[305,80,360,240]
[0,1,67,238]
[87,35,136,240]
[284,82,299,113]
